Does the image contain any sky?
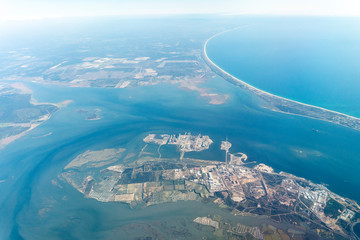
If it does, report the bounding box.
[1,0,360,21]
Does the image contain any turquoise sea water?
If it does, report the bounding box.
[206,17,360,117]
[1,78,360,238]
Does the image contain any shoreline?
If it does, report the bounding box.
[203,27,360,131]
[0,83,72,149]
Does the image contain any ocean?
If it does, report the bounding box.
[206,17,360,117]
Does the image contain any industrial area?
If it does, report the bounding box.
[61,133,360,240]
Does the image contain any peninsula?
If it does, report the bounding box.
[0,83,64,149]
[203,29,360,131]
[61,133,360,240]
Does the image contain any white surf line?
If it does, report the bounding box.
[203,26,360,130]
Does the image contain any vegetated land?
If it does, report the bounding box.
[353,222,360,239]
[61,133,360,240]
[3,17,359,131]
[0,20,231,105]
[324,198,345,218]
[0,83,59,148]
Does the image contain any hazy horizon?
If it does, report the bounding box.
[1,0,360,22]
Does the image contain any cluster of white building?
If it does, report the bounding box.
[143,133,213,152]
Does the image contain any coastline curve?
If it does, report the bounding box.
[203,27,360,131]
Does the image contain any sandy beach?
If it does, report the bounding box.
[203,28,360,131]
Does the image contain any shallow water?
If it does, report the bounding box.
[1,76,360,238]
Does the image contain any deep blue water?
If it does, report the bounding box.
[206,17,360,117]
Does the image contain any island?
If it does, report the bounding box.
[61,133,360,240]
